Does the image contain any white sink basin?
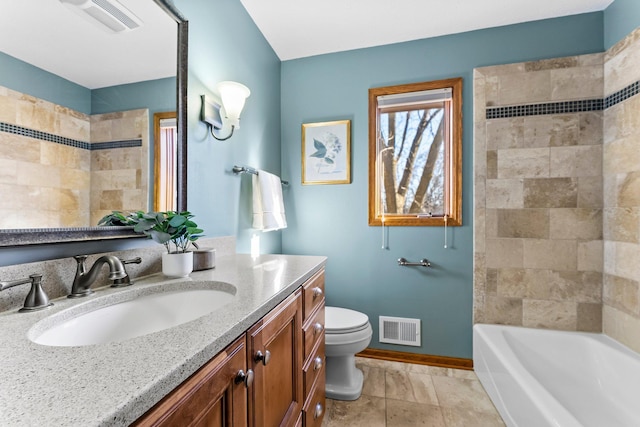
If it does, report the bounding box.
[30,282,236,347]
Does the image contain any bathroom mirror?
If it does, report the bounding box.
[0,0,188,246]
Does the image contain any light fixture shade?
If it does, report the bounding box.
[217,81,250,128]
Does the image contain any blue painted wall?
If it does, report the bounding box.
[91,78,175,115]
[0,50,175,119]
[280,12,604,358]
[0,51,91,114]
[604,0,640,49]
[174,0,282,255]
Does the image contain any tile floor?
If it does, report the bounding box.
[321,357,505,427]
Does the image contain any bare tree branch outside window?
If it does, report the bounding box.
[368,78,462,227]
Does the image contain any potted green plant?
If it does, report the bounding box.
[99,210,203,277]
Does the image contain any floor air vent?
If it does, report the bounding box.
[379,316,421,346]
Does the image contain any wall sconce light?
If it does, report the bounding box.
[200,81,251,141]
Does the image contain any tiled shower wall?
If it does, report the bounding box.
[602,28,640,352]
[90,110,149,225]
[0,86,91,228]
[474,54,605,332]
[0,86,149,228]
[475,27,640,351]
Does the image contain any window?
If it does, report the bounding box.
[368,78,462,226]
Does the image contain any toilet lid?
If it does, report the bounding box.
[325,306,369,333]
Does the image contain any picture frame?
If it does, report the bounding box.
[301,119,351,185]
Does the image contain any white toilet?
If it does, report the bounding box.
[324,306,373,400]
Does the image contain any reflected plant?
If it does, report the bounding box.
[97,211,135,226]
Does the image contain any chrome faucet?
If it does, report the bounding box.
[0,273,53,312]
[69,255,127,298]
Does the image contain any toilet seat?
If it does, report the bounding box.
[325,306,369,334]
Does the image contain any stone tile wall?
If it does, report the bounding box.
[603,28,640,352]
[90,109,149,225]
[0,86,149,228]
[0,86,91,228]
[476,27,640,349]
[474,54,605,332]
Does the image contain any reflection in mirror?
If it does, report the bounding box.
[0,0,187,246]
[368,78,462,227]
[154,112,178,212]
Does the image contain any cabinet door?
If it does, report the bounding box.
[247,290,303,427]
[134,336,249,427]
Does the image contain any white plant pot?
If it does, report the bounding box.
[162,251,193,278]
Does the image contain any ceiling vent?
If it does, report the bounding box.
[59,0,143,33]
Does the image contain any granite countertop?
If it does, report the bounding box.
[0,253,326,426]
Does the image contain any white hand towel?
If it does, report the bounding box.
[252,170,287,231]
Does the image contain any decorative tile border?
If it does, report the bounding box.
[486,79,640,119]
[486,99,603,119]
[0,122,90,149]
[0,122,141,150]
[91,139,143,150]
[605,81,640,109]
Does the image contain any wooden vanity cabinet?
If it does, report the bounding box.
[301,269,326,426]
[133,335,249,427]
[247,289,303,427]
[134,268,326,427]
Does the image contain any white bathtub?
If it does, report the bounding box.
[473,324,640,427]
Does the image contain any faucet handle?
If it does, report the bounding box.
[20,274,53,312]
[111,257,142,288]
[1,273,53,312]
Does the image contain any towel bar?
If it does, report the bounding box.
[397,258,431,267]
[232,165,289,185]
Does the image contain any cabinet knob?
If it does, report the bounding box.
[313,322,324,335]
[313,402,323,420]
[255,350,271,366]
[235,369,254,388]
[313,356,323,371]
[312,287,323,299]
